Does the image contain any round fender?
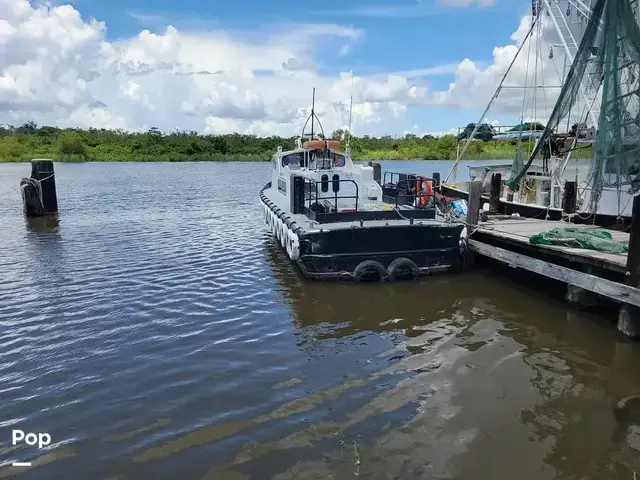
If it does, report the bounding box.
[289,231,300,261]
[273,213,278,234]
[387,257,419,281]
[285,229,293,258]
[354,260,389,282]
[280,221,287,248]
[275,215,282,241]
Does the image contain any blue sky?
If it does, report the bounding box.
[1,0,547,136]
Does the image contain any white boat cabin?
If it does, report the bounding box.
[271,139,383,212]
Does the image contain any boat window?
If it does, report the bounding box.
[332,174,340,192]
[282,152,303,168]
[333,153,345,167]
[321,174,329,192]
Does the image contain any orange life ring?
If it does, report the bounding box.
[303,139,341,150]
[416,176,433,206]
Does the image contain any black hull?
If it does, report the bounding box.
[296,223,463,280]
[261,183,464,281]
[440,185,632,231]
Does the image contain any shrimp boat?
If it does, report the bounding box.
[259,90,464,281]
[441,0,640,230]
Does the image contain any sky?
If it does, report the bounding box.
[0,0,574,137]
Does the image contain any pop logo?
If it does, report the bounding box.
[12,430,51,449]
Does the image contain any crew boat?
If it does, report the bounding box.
[259,90,464,281]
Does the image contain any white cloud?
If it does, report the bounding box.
[430,13,575,127]
[0,0,578,137]
[0,0,455,136]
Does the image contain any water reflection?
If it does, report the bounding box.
[24,214,60,235]
[249,242,640,478]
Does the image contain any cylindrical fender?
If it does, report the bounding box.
[272,212,279,238]
[275,216,282,241]
[289,231,300,261]
[280,221,287,248]
[285,228,293,258]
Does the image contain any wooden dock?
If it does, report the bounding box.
[462,179,640,339]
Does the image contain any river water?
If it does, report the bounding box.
[0,160,639,479]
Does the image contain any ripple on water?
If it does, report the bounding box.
[1,162,640,479]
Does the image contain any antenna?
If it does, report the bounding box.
[347,71,354,148]
[310,87,315,139]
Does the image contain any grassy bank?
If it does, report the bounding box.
[0,123,594,162]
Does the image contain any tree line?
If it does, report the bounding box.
[0,122,587,162]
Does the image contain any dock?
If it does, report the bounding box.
[462,179,640,339]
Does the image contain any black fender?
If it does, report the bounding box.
[387,257,419,281]
[354,260,389,282]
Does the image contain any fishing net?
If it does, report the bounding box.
[529,227,628,253]
[508,0,640,213]
[507,145,526,188]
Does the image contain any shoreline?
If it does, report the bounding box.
[0,152,594,163]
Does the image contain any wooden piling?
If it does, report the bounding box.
[563,181,577,216]
[372,163,381,185]
[432,172,441,194]
[467,180,483,228]
[20,159,58,217]
[617,194,640,339]
[489,173,502,213]
[464,181,483,269]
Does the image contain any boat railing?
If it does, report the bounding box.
[382,172,435,208]
[303,178,359,214]
[394,178,434,208]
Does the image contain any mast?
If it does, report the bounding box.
[311,88,315,139]
[347,71,354,148]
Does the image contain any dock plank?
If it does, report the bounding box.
[468,239,640,307]
[474,217,629,271]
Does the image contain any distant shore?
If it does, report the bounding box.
[0,123,594,163]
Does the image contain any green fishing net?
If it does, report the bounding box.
[507,145,525,187]
[529,228,629,253]
[508,0,640,210]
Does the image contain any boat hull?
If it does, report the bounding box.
[261,184,464,281]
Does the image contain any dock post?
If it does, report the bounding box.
[372,162,381,185]
[563,181,577,217]
[618,194,640,339]
[464,181,483,268]
[432,172,441,193]
[20,159,58,217]
[467,180,482,228]
[489,173,501,213]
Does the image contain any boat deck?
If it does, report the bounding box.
[263,186,446,232]
[472,217,629,273]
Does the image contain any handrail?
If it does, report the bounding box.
[394,177,434,208]
[303,178,360,213]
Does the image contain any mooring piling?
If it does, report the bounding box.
[432,172,441,194]
[20,159,58,217]
[617,194,640,339]
[489,173,502,214]
[563,180,577,216]
[464,181,483,269]
[466,180,483,228]
[372,162,381,185]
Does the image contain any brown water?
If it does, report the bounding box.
[0,161,639,479]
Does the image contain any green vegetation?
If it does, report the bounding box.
[0,123,593,162]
